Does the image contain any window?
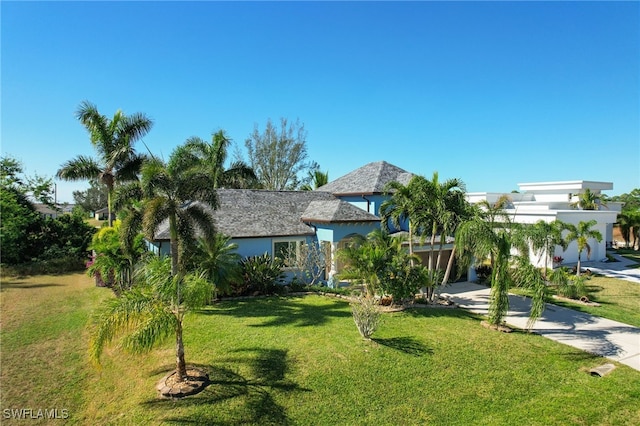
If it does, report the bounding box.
[273,239,303,268]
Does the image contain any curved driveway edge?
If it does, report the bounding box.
[441,281,640,372]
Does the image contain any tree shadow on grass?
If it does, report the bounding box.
[372,336,433,357]
[143,347,310,425]
[0,281,64,291]
[197,296,351,328]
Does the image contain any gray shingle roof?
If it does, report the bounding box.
[154,189,378,240]
[315,161,414,195]
[301,199,380,224]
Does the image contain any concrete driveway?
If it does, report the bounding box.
[441,281,640,372]
[577,251,640,284]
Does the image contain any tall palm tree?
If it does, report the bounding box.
[178,130,259,189]
[380,178,422,264]
[89,257,211,383]
[57,101,153,226]
[141,147,217,276]
[563,220,603,276]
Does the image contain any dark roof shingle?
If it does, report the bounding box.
[315,161,414,195]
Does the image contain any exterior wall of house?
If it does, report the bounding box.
[336,194,388,216]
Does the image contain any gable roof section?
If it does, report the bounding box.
[316,161,414,195]
[301,199,380,224]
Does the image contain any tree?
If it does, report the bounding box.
[188,233,242,299]
[300,169,329,191]
[244,118,313,190]
[525,220,567,278]
[337,229,423,302]
[563,220,603,276]
[455,198,546,328]
[57,101,153,226]
[1,155,55,205]
[141,146,217,276]
[178,130,259,189]
[73,179,109,214]
[89,257,211,383]
[571,188,607,210]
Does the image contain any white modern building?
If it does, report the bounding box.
[467,180,621,268]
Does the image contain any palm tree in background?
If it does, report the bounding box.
[57,101,153,226]
[177,130,259,189]
[571,188,607,210]
[300,169,329,190]
[563,220,603,276]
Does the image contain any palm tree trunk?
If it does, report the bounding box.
[408,222,414,267]
[107,187,113,227]
[441,246,456,286]
[169,213,179,276]
[175,319,187,381]
[576,252,582,277]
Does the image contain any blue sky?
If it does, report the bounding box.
[2,1,639,203]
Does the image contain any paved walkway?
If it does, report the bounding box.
[577,252,640,284]
[441,281,640,371]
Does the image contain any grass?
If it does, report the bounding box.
[2,274,640,425]
[616,248,640,267]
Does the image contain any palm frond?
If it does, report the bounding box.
[56,156,102,181]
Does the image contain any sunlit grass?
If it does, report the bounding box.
[1,274,639,425]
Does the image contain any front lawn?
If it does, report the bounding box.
[1,274,639,425]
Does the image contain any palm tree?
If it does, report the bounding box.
[89,256,211,383]
[300,170,329,190]
[563,220,603,276]
[57,101,153,226]
[525,220,567,278]
[190,233,242,299]
[177,130,259,189]
[455,197,546,328]
[455,207,512,326]
[380,178,421,265]
[141,147,217,276]
[571,188,607,210]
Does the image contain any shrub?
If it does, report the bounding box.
[351,296,382,340]
[234,253,285,296]
[475,264,492,284]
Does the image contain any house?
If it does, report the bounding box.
[149,161,416,282]
[467,180,621,269]
[94,207,116,222]
[34,203,61,219]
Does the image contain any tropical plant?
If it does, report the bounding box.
[571,188,607,210]
[562,220,603,276]
[238,253,285,295]
[57,101,153,226]
[87,220,146,292]
[456,198,546,328]
[523,220,567,278]
[177,130,260,189]
[617,209,640,249]
[189,233,242,299]
[337,229,423,302]
[300,169,329,191]
[140,146,217,276]
[89,256,211,382]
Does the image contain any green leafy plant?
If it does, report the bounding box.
[236,253,285,295]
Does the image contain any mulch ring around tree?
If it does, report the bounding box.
[156,367,209,398]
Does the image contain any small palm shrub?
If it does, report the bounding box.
[351,296,382,340]
[550,267,588,299]
[234,253,285,296]
[475,264,492,284]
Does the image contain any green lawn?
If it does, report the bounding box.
[1,274,640,425]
